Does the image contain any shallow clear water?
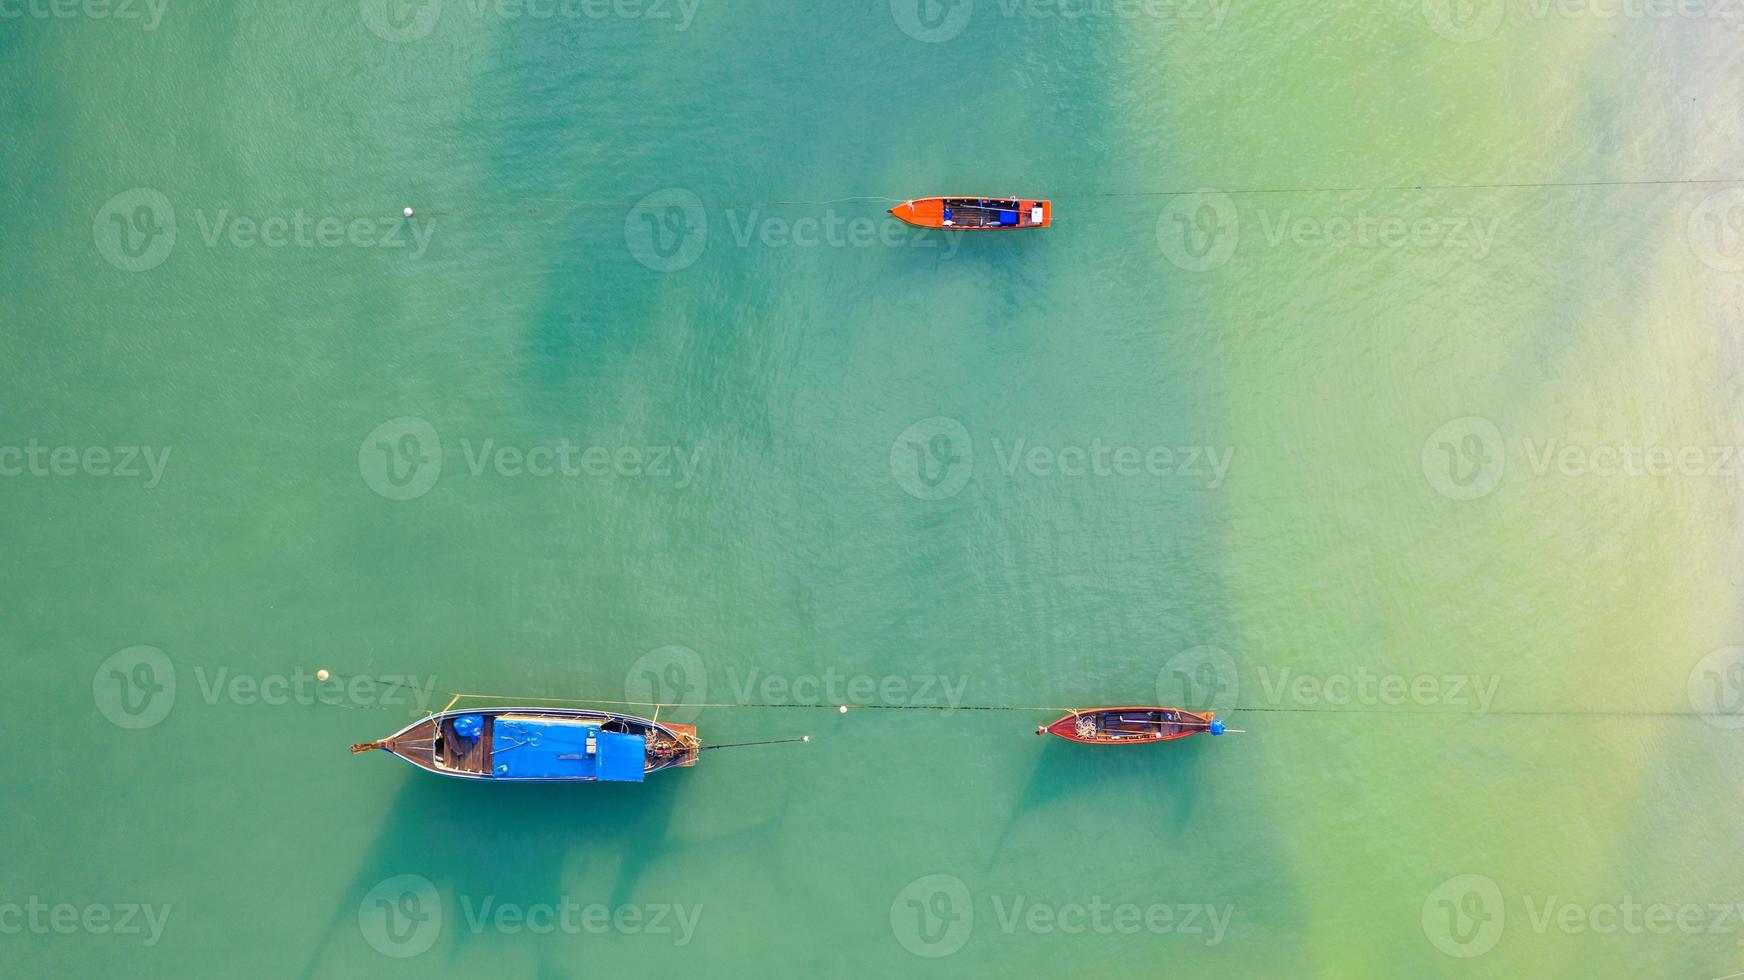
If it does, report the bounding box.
[3,1,1744,976]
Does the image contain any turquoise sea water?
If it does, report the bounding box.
[4,1,1744,976]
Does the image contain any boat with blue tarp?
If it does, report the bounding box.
[351,707,701,782]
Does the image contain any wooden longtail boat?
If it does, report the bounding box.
[352,707,702,782]
[1036,706,1227,744]
[889,197,1051,230]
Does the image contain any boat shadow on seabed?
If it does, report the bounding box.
[986,734,1212,865]
[295,774,785,979]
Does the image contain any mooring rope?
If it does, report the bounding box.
[434,691,1733,720]
[406,175,1744,219]
[322,676,1737,721]
[700,736,811,751]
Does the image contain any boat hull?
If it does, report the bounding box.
[1038,706,1217,744]
[889,197,1051,230]
[353,707,701,782]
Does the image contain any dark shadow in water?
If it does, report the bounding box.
[986,738,1212,866]
[298,771,783,979]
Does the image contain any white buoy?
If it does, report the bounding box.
[803,736,811,742]
[317,669,331,681]
[403,207,414,218]
[838,705,849,714]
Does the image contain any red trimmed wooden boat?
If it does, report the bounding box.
[1036,706,1227,744]
[889,197,1051,230]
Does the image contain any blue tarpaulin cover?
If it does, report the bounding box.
[490,717,647,781]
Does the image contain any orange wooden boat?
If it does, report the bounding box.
[1036,706,1228,744]
[889,197,1051,230]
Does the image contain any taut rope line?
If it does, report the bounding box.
[408,176,1744,219]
